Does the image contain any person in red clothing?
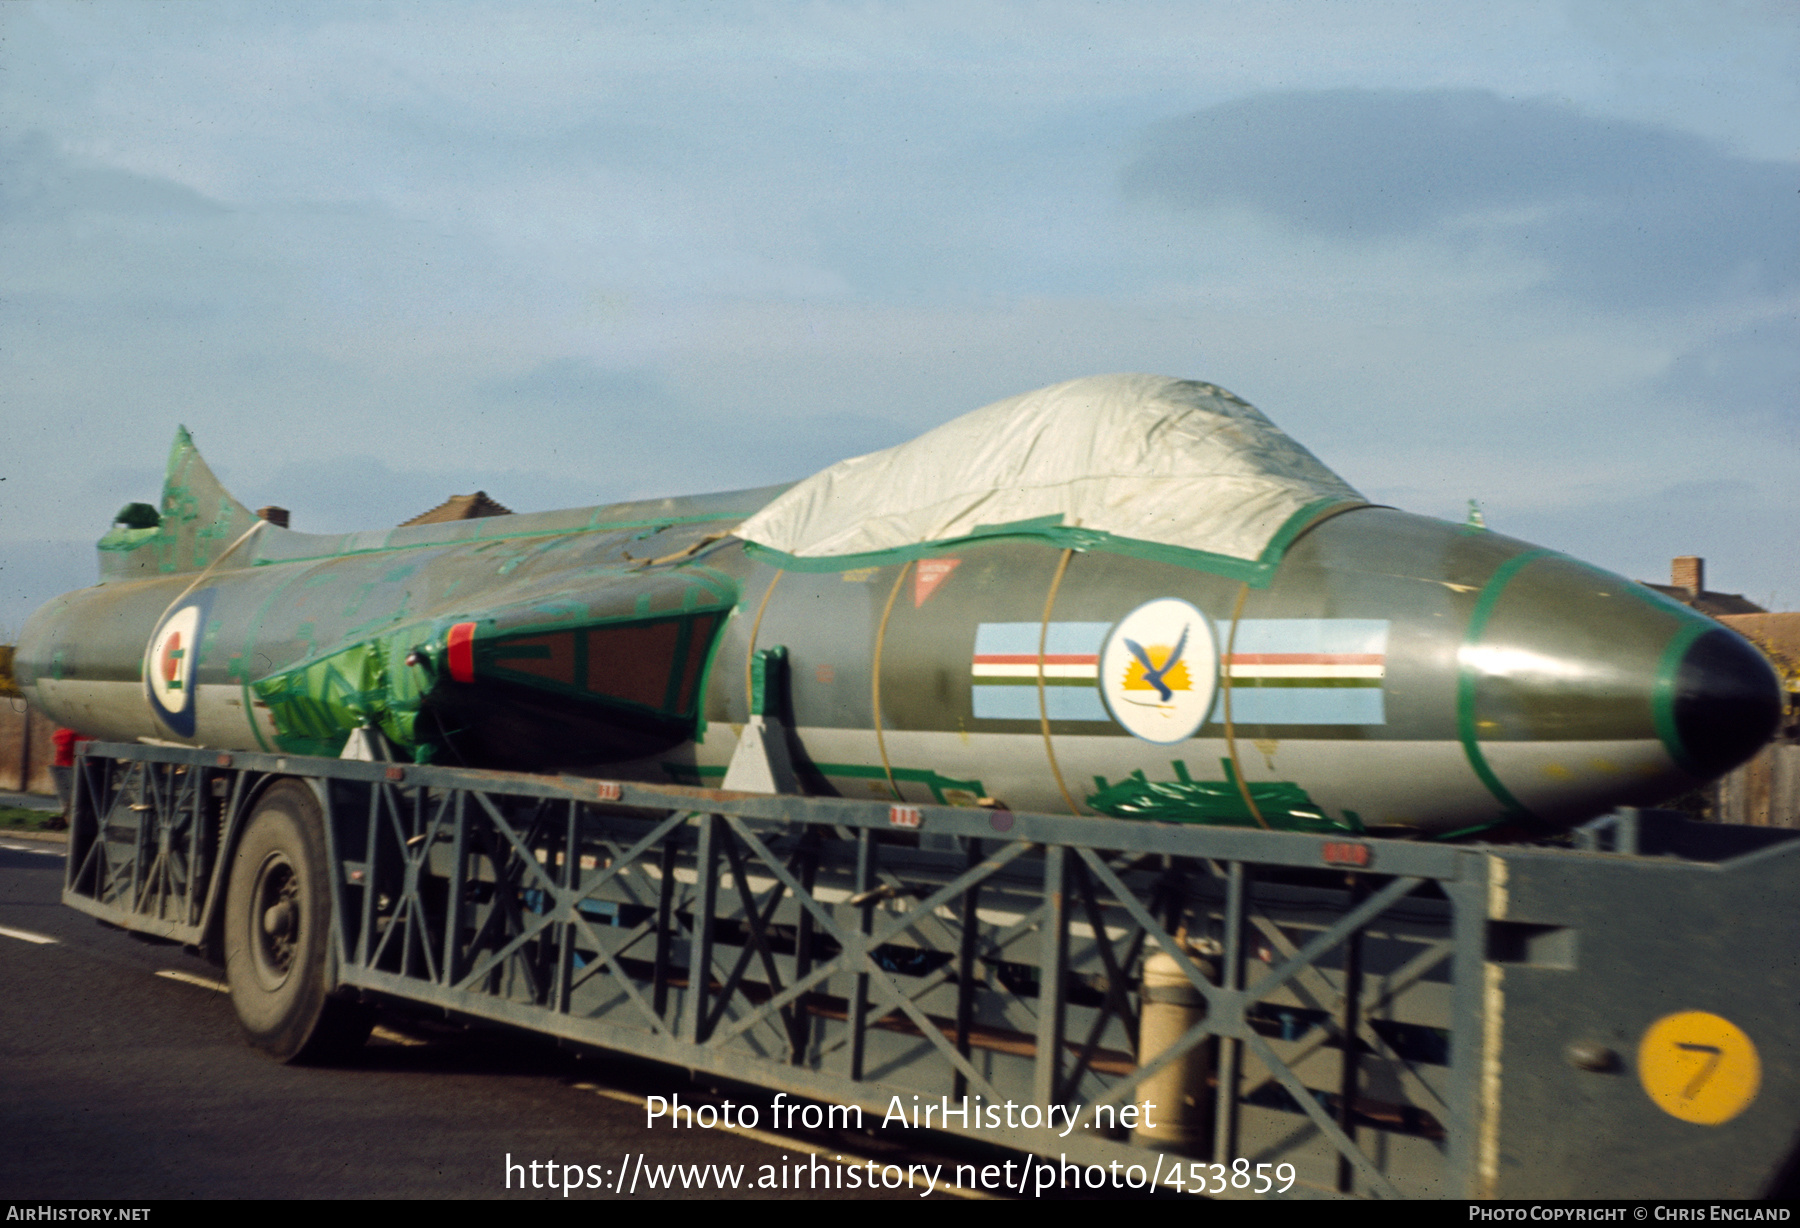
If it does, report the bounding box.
[50,726,92,830]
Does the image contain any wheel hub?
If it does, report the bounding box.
[249,853,299,988]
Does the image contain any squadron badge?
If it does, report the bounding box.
[1099,597,1217,744]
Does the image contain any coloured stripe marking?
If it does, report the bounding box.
[1214,619,1389,725]
[447,621,478,683]
[972,623,1110,721]
[974,617,1391,727]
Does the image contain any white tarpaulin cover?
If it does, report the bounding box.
[735,374,1364,571]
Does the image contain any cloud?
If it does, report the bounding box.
[472,356,911,499]
[481,360,666,413]
[1501,476,1797,610]
[1657,317,1800,426]
[0,540,106,638]
[1122,89,1800,309]
[0,131,228,223]
[257,455,609,533]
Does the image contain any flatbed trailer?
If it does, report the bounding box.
[62,741,1800,1199]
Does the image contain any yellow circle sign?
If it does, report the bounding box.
[1637,1011,1761,1125]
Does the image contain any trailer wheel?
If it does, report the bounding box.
[224,780,372,1062]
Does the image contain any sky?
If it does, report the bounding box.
[2,1,1796,633]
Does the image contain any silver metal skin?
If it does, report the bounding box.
[15,427,1781,837]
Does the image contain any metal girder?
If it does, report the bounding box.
[62,756,227,945]
[84,742,1793,1199]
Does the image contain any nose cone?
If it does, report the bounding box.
[1667,626,1784,778]
[1457,548,1784,827]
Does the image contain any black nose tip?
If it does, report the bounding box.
[1669,628,1784,778]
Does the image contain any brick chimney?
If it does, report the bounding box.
[1671,556,1704,597]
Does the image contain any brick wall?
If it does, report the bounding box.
[0,699,58,795]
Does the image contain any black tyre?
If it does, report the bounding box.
[224,780,372,1062]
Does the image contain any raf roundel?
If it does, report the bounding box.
[1099,597,1218,744]
[144,589,214,739]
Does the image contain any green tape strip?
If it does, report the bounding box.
[664,760,985,805]
[1455,548,1555,821]
[1651,619,1710,778]
[1521,556,1708,777]
[253,511,756,569]
[236,567,314,753]
[743,498,1365,587]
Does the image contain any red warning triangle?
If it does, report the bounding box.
[914,558,960,608]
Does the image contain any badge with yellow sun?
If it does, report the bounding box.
[1099,598,1218,743]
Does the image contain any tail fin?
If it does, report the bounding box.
[98,427,263,580]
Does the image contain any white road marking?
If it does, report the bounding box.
[566,1083,993,1199]
[153,970,431,1048]
[151,971,979,1196]
[0,924,58,945]
[370,1025,429,1047]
